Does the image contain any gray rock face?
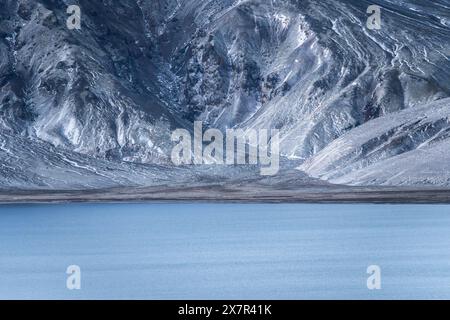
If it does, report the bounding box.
[1,0,183,165]
[0,0,450,189]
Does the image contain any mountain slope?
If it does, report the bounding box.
[299,98,450,186]
[0,0,449,189]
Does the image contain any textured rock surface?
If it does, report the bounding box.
[0,0,449,189]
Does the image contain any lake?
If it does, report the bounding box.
[0,203,449,299]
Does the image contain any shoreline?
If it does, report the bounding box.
[1,185,450,204]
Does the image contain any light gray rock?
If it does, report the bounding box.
[0,0,449,189]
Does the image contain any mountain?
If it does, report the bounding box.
[0,0,449,190]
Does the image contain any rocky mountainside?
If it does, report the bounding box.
[0,0,449,189]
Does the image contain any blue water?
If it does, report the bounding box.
[0,203,450,300]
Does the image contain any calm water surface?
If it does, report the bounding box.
[0,203,449,299]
